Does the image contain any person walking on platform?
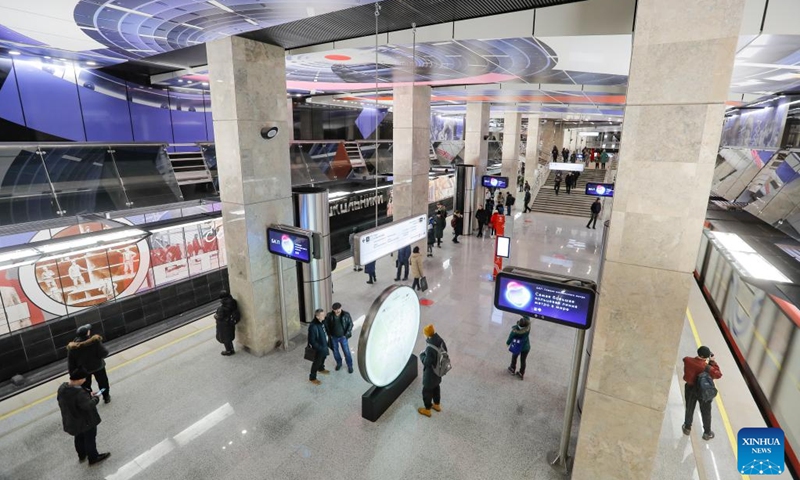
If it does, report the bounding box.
[349,228,362,272]
[395,244,411,281]
[506,317,531,380]
[475,205,489,237]
[551,146,559,163]
[418,324,448,417]
[451,210,464,243]
[427,218,435,257]
[215,290,240,355]
[523,189,532,213]
[308,309,330,385]
[364,261,377,284]
[587,198,601,229]
[434,212,446,248]
[324,302,354,373]
[67,325,111,404]
[554,171,562,196]
[410,247,425,291]
[681,346,722,440]
[57,367,111,465]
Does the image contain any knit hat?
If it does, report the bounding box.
[76,324,91,339]
[219,290,229,299]
[423,324,435,337]
[69,367,89,381]
[697,346,712,358]
[518,317,531,328]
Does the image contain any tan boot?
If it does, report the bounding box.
[417,407,431,417]
[309,379,321,386]
[431,404,441,412]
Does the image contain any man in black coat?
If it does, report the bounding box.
[418,324,448,417]
[57,367,110,465]
[523,190,532,213]
[215,291,240,356]
[324,302,354,373]
[394,244,411,281]
[587,198,602,229]
[565,172,573,194]
[67,325,111,403]
[308,309,330,385]
[451,211,464,243]
[475,205,489,237]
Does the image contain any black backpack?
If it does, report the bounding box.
[695,365,718,402]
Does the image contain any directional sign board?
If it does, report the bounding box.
[354,214,428,265]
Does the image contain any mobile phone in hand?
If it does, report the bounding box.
[93,388,106,396]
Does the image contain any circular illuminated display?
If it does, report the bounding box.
[504,281,532,308]
[280,234,295,255]
[358,285,421,387]
[490,178,499,187]
[595,185,606,195]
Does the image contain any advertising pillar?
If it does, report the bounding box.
[293,187,332,323]
[455,164,476,235]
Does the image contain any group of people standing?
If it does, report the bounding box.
[552,171,581,195]
[551,145,610,170]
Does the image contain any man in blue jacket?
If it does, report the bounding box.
[394,244,411,282]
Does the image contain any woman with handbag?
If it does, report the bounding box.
[506,317,531,380]
[410,247,425,291]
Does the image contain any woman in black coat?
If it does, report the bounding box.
[216,291,240,356]
[434,213,446,247]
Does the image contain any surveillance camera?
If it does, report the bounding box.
[260,126,279,140]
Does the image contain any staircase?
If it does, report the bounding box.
[344,142,366,167]
[168,150,214,186]
[530,168,608,217]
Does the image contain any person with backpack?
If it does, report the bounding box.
[451,210,463,243]
[418,324,449,417]
[308,309,331,385]
[506,317,531,380]
[215,290,240,356]
[681,346,722,440]
[57,367,111,465]
[67,325,111,404]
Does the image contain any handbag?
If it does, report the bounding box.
[419,276,428,292]
[304,345,316,362]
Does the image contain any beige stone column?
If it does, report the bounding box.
[392,85,431,227]
[500,111,522,189]
[571,1,745,478]
[207,36,300,356]
[524,115,541,188]
[540,119,564,163]
[464,103,490,212]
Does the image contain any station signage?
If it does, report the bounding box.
[494,271,596,330]
[354,214,428,265]
[549,162,585,172]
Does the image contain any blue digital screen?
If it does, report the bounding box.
[585,182,615,197]
[267,227,311,263]
[494,272,595,330]
[482,175,509,189]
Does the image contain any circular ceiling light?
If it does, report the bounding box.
[324,54,351,61]
[260,126,279,140]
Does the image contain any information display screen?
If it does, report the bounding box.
[494,272,596,329]
[267,227,311,263]
[482,175,509,189]
[496,236,510,258]
[355,214,427,265]
[585,182,615,197]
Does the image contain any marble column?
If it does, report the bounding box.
[540,119,564,161]
[207,36,301,356]
[500,111,522,189]
[571,1,745,478]
[464,103,490,213]
[392,85,431,229]
[524,115,541,189]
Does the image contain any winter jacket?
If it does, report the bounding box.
[57,383,101,436]
[682,357,722,387]
[453,214,463,232]
[600,152,609,163]
[420,333,447,388]
[524,191,531,204]
[410,252,424,279]
[505,195,515,206]
[591,201,602,214]
[67,335,109,374]
[434,216,445,238]
[427,225,436,245]
[506,324,531,353]
[324,310,353,339]
[364,261,376,275]
[397,245,412,265]
[308,319,329,354]
[215,295,240,345]
[475,208,489,224]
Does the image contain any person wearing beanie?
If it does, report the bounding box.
[56,367,110,465]
[324,302,354,373]
[215,290,240,356]
[418,324,448,417]
[506,317,531,380]
[67,325,111,403]
[681,345,722,440]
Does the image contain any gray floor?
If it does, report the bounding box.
[0,210,758,480]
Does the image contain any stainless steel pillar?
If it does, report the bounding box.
[455,164,476,235]
[293,187,332,323]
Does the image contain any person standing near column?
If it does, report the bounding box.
[682,346,722,440]
[67,325,111,404]
[475,205,489,237]
[587,198,601,229]
[418,324,448,417]
[434,212,445,248]
[349,228,362,272]
[57,367,110,465]
[308,309,330,385]
[215,290,240,355]
[395,244,411,282]
[324,302,354,373]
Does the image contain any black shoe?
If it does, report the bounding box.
[702,431,715,441]
[593,227,596,229]
[335,365,342,371]
[366,281,373,284]
[221,350,235,356]
[402,277,408,281]
[681,425,691,436]
[507,366,515,375]
[89,453,111,465]
[516,372,524,380]
[394,278,400,281]
[103,394,111,404]
[348,367,354,374]
[78,456,86,463]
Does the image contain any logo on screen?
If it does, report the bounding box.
[504,281,532,308]
[595,185,606,195]
[490,178,499,187]
[738,428,784,475]
[280,235,294,255]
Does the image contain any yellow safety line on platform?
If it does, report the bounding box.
[686,307,749,480]
[0,324,214,423]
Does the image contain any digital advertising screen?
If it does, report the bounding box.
[482,175,509,189]
[494,272,596,330]
[267,227,311,263]
[585,182,615,197]
[496,236,511,258]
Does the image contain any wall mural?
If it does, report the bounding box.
[721,97,790,149]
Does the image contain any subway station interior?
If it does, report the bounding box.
[0,0,799,479]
